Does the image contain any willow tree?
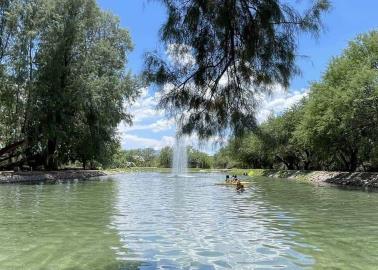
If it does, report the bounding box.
[145,0,330,138]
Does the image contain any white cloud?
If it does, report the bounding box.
[127,87,163,123]
[166,44,196,67]
[255,86,309,123]
[119,86,175,134]
[120,133,222,154]
[121,134,175,150]
[120,57,308,153]
[119,85,308,153]
[164,43,308,123]
[184,134,225,155]
[118,86,176,151]
[123,118,175,133]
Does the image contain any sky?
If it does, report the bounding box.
[97,0,378,153]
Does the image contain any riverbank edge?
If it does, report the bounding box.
[0,170,106,184]
[105,167,378,188]
[0,167,227,184]
[2,168,378,188]
[242,169,378,188]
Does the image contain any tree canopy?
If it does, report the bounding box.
[0,0,138,170]
[108,146,213,169]
[215,31,378,172]
[296,31,378,171]
[145,0,330,138]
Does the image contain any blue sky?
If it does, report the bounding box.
[97,0,378,153]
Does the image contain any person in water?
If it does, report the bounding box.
[232,175,238,183]
[236,180,244,192]
[225,175,230,183]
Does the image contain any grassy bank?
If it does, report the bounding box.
[243,169,313,180]
[103,167,228,174]
[103,168,378,188]
[103,168,308,179]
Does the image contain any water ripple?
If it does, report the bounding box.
[111,173,309,269]
[2,173,378,269]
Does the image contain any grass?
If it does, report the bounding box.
[103,167,228,174]
[103,167,170,174]
[103,167,313,182]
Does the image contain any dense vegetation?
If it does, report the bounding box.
[109,147,213,169]
[0,0,138,170]
[215,31,378,172]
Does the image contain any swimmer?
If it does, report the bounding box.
[236,180,245,192]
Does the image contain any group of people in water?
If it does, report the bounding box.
[225,174,245,192]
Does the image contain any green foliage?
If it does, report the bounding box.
[109,148,159,168]
[213,147,233,168]
[108,145,213,169]
[188,147,213,169]
[216,31,378,172]
[145,0,330,138]
[0,0,138,170]
[158,146,173,168]
[296,31,378,171]
[261,103,308,170]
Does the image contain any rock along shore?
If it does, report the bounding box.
[0,170,107,184]
[252,169,378,188]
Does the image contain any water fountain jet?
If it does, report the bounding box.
[172,135,188,176]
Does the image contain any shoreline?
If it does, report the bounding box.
[0,170,106,184]
[1,168,378,189]
[244,169,378,188]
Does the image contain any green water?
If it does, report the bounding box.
[0,173,377,269]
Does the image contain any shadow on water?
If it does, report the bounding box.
[0,177,134,270]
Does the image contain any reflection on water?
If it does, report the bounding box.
[1,173,378,269]
[255,179,378,270]
[112,173,310,269]
[0,179,128,270]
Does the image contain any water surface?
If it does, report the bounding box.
[0,173,377,269]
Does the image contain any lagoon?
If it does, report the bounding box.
[0,172,377,269]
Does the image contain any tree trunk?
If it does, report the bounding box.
[349,150,358,172]
[339,149,358,172]
[45,138,58,170]
[303,150,311,170]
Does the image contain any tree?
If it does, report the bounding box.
[188,146,213,168]
[158,146,173,168]
[213,146,234,168]
[108,148,159,168]
[145,0,330,138]
[0,0,138,170]
[0,0,47,147]
[261,103,309,170]
[296,31,378,171]
[215,31,378,172]
[25,0,137,169]
[235,133,273,169]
